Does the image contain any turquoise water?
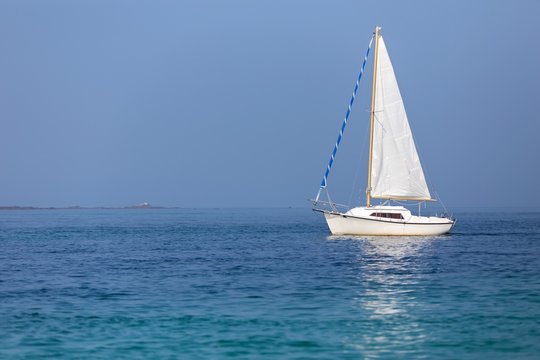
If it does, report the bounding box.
[1,208,539,359]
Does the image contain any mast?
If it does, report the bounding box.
[366,26,380,207]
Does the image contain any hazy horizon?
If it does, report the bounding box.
[2,204,540,213]
[1,0,539,208]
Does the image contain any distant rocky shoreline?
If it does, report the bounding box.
[0,203,175,210]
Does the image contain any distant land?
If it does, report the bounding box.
[0,202,177,210]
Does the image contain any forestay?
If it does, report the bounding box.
[370,36,432,200]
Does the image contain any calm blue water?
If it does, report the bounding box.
[1,208,539,359]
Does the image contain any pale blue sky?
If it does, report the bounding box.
[0,0,539,208]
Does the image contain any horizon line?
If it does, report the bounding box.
[1,204,540,211]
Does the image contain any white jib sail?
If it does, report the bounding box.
[370,36,432,200]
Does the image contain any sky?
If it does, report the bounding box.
[0,0,539,208]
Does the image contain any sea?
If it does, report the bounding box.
[1,208,539,359]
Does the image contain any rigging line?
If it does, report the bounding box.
[393,199,424,207]
[315,34,375,202]
[347,114,371,207]
[435,191,451,215]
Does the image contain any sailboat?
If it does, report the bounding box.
[312,26,455,236]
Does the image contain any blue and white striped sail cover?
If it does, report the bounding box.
[316,35,374,202]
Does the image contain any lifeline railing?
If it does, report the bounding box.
[311,199,350,214]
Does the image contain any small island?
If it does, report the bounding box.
[0,202,172,210]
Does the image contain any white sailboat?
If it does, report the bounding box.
[313,26,454,236]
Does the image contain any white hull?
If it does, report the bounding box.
[321,209,454,236]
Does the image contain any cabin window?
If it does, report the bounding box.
[370,212,404,220]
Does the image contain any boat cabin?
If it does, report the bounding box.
[345,206,411,221]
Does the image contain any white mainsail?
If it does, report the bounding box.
[370,36,432,200]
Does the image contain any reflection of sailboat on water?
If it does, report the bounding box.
[313,26,455,236]
[351,236,434,353]
[358,236,435,258]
